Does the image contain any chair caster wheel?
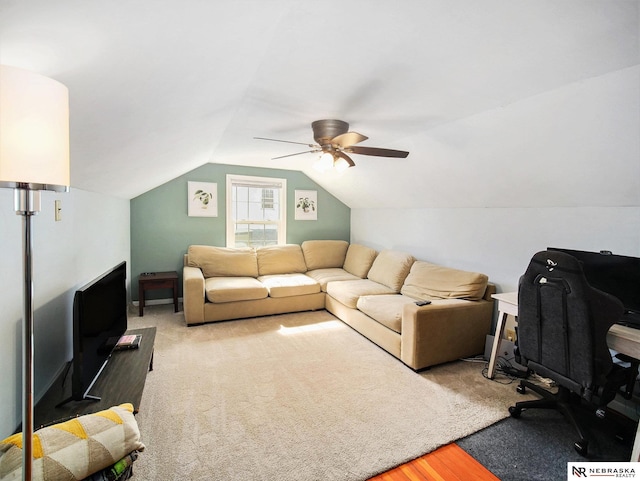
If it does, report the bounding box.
[509,406,521,418]
[517,384,526,394]
[574,440,589,457]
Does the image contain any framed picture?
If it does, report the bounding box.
[188,181,218,217]
[295,190,317,220]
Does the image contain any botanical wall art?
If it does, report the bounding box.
[188,181,218,217]
[295,190,317,220]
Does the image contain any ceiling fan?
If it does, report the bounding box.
[255,119,409,172]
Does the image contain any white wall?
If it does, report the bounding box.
[351,206,640,293]
[351,67,640,299]
[0,188,129,437]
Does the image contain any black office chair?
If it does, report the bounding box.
[509,250,630,456]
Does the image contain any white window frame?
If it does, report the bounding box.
[226,174,287,247]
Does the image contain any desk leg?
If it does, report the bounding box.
[631,423,640,461]
[139,284,145,317]
[487,311,509,379]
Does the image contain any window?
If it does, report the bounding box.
[262,189,274,210]
[226,174,286,247]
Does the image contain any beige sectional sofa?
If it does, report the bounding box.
[183,240,495,370]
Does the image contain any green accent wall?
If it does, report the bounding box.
[130,163,350,300]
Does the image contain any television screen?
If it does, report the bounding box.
[71,261,127,401]
[547,248,640,314]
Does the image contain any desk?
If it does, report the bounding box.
[138,271,178,316]
[487,292,640,460]
[487,292,640,377]
[487,292,519,379]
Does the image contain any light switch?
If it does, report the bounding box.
[55,200,62,221]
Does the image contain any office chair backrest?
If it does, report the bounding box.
[518,250,624,400]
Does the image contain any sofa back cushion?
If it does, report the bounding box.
[400,260,489,301]
[301,240,349,270]
[188,245,258,278]
[367,250,415,292]
[343,244,378,278]
[257,244,307,275]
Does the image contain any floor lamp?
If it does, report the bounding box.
[0,65,70,481]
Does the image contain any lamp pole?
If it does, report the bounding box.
[0,65,70,481]
[16,187,40,481]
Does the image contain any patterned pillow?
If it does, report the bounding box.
[0,403,145,481]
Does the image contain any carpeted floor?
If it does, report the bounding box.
[458,386,635,481]
[128,305,533,481]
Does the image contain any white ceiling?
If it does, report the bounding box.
[1,0,638,208]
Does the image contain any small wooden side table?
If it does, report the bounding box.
[138,271,178,316]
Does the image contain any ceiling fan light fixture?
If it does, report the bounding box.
[313,152,334,172]
[333,156,351,173]
[257,118,409,170]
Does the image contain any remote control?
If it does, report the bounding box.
[415,300,431,306]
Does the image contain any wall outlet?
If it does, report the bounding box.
[506,329,516,342]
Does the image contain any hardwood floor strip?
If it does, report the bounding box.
[426,445,476,481]
[432,444,500,480]
[400,463,432,481]
[368,443,499,481]
[414,458,448,481]
[372,463,426,481]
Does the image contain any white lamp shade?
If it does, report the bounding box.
[0,65,70,191]
[334,157,350,172]
[313,152,334,172]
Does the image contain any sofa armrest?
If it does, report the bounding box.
[183,266,205,325]
[400,299,494,370]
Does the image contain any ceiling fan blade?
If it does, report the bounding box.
[335,151,356,167]
[331,132,368,148]
[254,137,316,147]
[271,149,318,160]
[348,146,409,158]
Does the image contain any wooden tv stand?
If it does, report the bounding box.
[34,327,156,429]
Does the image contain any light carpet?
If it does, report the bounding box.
[129,305,529,481]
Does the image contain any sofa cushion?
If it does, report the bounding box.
[301,240,349,270]
[188,245,258,278]
[342,244,378,278]
[367,250,415,292]
[257,244,307,276]
[257,274,321,298]
[357,295,416,334]
[326,279,396,309]
[205,277,268,303]
[305,268,361,291]
[400,261,489,301]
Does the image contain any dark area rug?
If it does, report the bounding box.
[458,398,636,481]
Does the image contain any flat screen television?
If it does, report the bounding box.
[547,247,640,318]
[70,261,127,402]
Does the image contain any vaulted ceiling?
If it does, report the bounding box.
[1,1,638,208]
